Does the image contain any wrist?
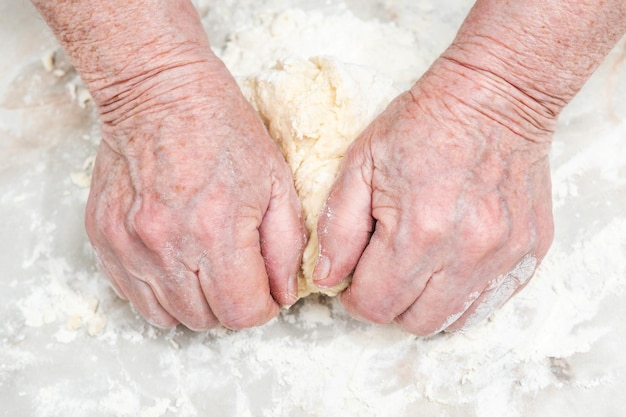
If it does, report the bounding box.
[443,0,626,121]
[442,27,571,121]
[32,0,217,120]
[94,53,231,127]
[411,57,557,147]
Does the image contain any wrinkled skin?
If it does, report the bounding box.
[85,58,306,331]
[314,58,555,335]
[33,0,625,335]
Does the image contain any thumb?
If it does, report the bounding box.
[313,140,374,289]
[259,163,307,306]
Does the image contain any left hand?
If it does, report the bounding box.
[313,58,555,335]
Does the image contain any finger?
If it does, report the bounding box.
[87,141,215,330]
[446,253,538,332]
[128,278,180,329]
[124,205,219,331]
[443,167,553,334]
[394,250,533,336]
[259,163,307,306]
[394,269,482,336]
[339,178,455,325]
[97,245,178,328]
[107,276,129,301]
[198,214,280,330]
[312,139,374,289]
[94,185,217,331]
[340,220,436,325]
[138,265,219,332]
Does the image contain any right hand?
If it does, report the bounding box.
[85,55,306,331]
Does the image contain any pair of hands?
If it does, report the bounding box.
[86,51,554,336]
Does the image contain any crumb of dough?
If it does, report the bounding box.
[87,314,106,337]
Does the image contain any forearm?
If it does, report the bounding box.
[441,0,626,119]
[31,0,217,122]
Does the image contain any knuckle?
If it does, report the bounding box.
[131,204,170,250]
[462,213,510,256]
[408,208,449,248]
[461,193,512,251]
[509,228,536,256]
[418,225,446,248]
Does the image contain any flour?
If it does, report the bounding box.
[462,254,537,330]
[16,257,107,341]
[3,1,626,417]
[215,7,428,89]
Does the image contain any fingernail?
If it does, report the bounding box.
[313,256,331,285]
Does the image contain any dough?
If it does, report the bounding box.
[242,57,399,297]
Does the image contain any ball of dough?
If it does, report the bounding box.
[242,56,399,297]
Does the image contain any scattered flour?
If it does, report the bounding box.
[215,7,428,90]
[462,254,537,330]
[3,2,626,417]
[17,257,107,341]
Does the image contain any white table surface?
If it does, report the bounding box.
[1,1,625,416]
